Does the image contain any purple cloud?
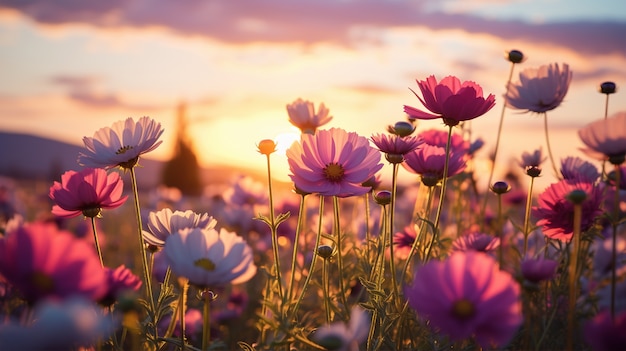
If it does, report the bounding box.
[1,0,624,57]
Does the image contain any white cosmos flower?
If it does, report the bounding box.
[78,116,164,169]
[142,208,217,247]
[164,227,256,288]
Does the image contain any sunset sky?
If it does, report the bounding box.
[1,0,625,189]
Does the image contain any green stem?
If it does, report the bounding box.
[522,176,536,256]
[481,61,516,226]
[364,192,371,264]
[543,112,560,179]
[424,124,453,261]
[332,196,349,316]
[610,164,621,319]
[178,279,188,351]
[90,216,104,267]
[322,257,331,324]
[202,290,213,351]
[497,193,504,269]
[566,203,582,351]
[287,194,307,302]
[265,154,284,301]
[129,168,156,314]
[290,196,324,320]
[387,163,400,301]
[401,185,434,281]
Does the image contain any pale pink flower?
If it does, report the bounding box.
[286,128,383,197]
[164,227,257,289]
[78,116,164,169]
[142,208,217,247]
[578,112,626,164]
[505,63,572,113]
[313,306,370,351]
[49,168,128,218]
[286,98,333,134]
[404,75,495,126]
[406,251,522,348]
[402,144,466,186]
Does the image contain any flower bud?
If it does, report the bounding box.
[599,81,617,95]
[374,190,392,205]
[387,121,416,137]
[257,139,277,155]
[490,181,511,195]
[506,50,525,64]
[385,153,404,164]
[317,245,334,259]
[525,166,542,178]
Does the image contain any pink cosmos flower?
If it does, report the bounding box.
[101,265,142,305]
[520,258,558,283]
[286,128,383,197]
[402,144,467,186]
[404,75,496,126]
[393,225,418,259]
[313,306,370,351]
[578,112,626,164]
[519,148,546,177]
[286,98,333,134]
[224,175,268,207]
[418,129,469,153]
[584,310,626,351]
[451,232,500,253]
[532,179,605,241]
[49,168,128,218]
[0,221,108,303]
[164,227,257,289]
[406,251,522,348]
[78,116,164,169]
[142,208,217,247]
[560,156,600,183]
[505,63,572,113]
[370,133,422,158]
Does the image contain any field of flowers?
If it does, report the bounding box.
[0,50,624,351]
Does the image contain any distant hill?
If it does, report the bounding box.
[0,131,259,190]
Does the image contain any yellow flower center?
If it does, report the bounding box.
[194,258,216,271]
[116,145,134,155]
[452,299,475,319]
[324,163,345,182]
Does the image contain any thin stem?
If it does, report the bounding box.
[178,279,188,351]
[566,203,582,351]
[424,124,453,261]
[332,196,349,316]
[290,196,324,320]
[543,112,560,179]
[265,154,284,301]
[90,217,104,267]
[129,168,156,314]
[287,194,307,302]
[322,257,331,324]
[610,164,621,319]
[387,163,400,301]
[522,176,536,256]
[401,185,434,280]
[482,61,516,223]
[496,193,504,269]
[202,290,213,351]
[364,192,371,264]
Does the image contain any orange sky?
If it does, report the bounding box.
[1,0,625,190]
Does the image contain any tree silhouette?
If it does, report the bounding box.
[161,103,204,196]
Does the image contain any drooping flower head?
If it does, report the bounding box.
[313,306,370,351]
[78,116,164,169]
[403,144,467,186]
[404,75,496,126]
[286,98,333,134]
[0,221,108,303]
[49,168,128,218]
[164,227,257,289]
[142,208,217,248]
[560,156,600,183]
[406,251,522,348]
[579,112,626,165]
[370,133,422,163]
[286,128,383,197]
[532,179,605,241]
[505,63,572,113]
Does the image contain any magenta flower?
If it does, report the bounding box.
[101,265,142,305]
[505,63,572,113]
[402,144,467,186]
[584,310,626,351]
[224,175,268,207]
[451,232,500,253]
[286,128,383,197]
[164,227,257,289]
[286,98,333,134]
[78,116,164,169]
[313,306,370,351]
[393,225,418,259]
[560,156,600,183]
[370,133,422,163]
[579,112,626,164]
[406,251,522,348]
[404,75,496,126]
[142,208,217,247]
[532,179,605,241]
[0,221,108,303]
[520,258,558,283]
[49,168,128,218]
[418,129,469,153]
